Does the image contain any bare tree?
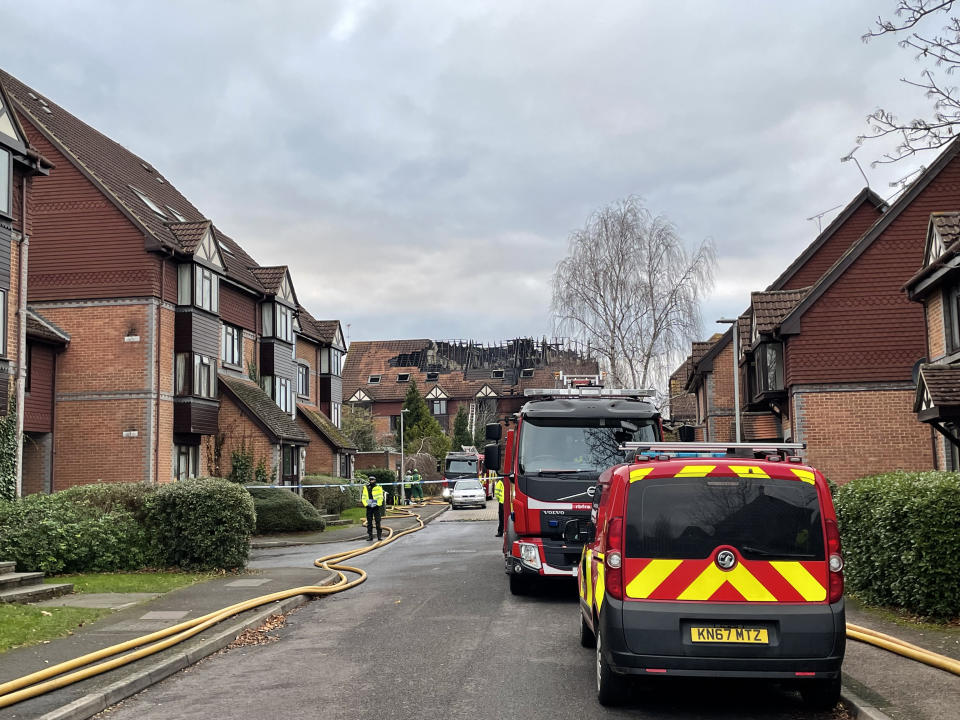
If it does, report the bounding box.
[861,1,960,163]
[551,196,715,392]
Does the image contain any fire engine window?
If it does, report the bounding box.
[518,417,658,472]
[624,478,824,560]
[446,459,477,474]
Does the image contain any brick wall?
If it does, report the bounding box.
[926,289,946,361]
[300,420,337,476]
[218,392,278,481]
[792,385,933,485]
[355,450,400,473]
[53,399,147,487]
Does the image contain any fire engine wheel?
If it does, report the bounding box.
[596,625,625,706]
[798,676,841,710]
[579,611,595,648]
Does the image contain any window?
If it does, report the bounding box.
[368,375,381,384]
[491,369,504,379]
[175,352,216,398]
[329,348,342,376]
[426,372,439,381]
[276,304,292,342]
[175,445,199,480]
[166,206,187,222]
[754,342,784,394]
[397,373,410,383]
[0,148,9,216]
[390,415,401,432]
[195,266,218,313]
[282,445,299,480]
[332,402,341,427]
[177,264,191,305]
[946,286,960,354]
[297,364,309,397]
[276,377,292,413]
[0,289,6,356]
[520,368,534,378]
[222,324,242,367]
[24,343,32,393]
[130,186,168,218]
[432,399,447,415]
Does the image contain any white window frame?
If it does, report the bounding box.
[0,148,10,217]
[332,402,341,428]
[0,289,6,356]
[195,266,219,313]
[222,324,242,367]
[276,377,292,413]
[175,444,199,480]
[275,304,292,342]
[297,364,309,397]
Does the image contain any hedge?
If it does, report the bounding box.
[145,478,256,570]
[0,493,147,574]
[248,488,326,533]
[835,471,960,618]
[302,475,361,515]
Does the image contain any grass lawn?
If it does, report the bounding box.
[0,605,111,653]
[339,507,366,524]
[44,571,215,594]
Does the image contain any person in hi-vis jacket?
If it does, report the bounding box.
[361,477,385,541]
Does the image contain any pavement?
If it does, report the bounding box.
[0,498,957,720]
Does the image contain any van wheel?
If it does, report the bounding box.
[596,625,625,706]
[509,573,528,596]
[579,612,595,648]
[799,676,841,710]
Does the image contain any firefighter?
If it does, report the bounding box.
[411,468,424,502]
[403,470,413,505]
[360,477,385,542]
[494,474,505,537]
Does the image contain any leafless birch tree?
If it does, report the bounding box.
[551,196,715,393]
[861,1,960,163]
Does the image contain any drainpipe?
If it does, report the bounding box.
[14,175,28,497]
[154,251,171,484]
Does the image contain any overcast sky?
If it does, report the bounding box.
[2,1,941,346]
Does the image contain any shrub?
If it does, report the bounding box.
[145,478,255,570]
[57,482,154,521]
[248,488,326,533]
[228,442,255,484]
[0,493,147,574]
[835,471,960,618]
[302,475,361,515]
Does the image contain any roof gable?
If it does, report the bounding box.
[219,374,309,444]
[781,139,960,334]
[297,404,356,451]
[0,79,26,152]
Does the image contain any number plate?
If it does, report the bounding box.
[690,626,768,644]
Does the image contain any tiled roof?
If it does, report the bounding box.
[26,307,69,345]
[919,364,960,407]
[312,320,340,345]
[219,374,309,443]
[296,307,340,345]
[165,221,211,254]
[738,312,751,356]
[342,339,599,403]
[930,212,960,253]
[297,404,356,451]
[750,287,810,335]
[250,266,287,295]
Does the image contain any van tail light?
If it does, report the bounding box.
[605,516,624,600]
[825,517,844,603]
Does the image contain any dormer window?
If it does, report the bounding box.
[368,375,381,384]
[520,368,534,378]
[130,186,167,218]
[397,373,410,383]
[0,148,9,217]
[491,370,504,379]
[754,342,784,394]
[261,302,293,342]
[176,263,218,314]
[426,372,439,381]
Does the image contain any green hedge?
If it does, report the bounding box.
[302,475,361,515]
[0,493,147,574]
[145,478,256,570]
[248,488,326,533]
[835,471,960,618]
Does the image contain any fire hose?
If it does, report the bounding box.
[0,501,445,710]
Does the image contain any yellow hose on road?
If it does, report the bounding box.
[846,622,960,676]
[0,502,439,710]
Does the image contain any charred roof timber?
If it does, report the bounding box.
[387,337,596,375]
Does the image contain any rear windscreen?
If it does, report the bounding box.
[624,478,824,560]
[446,460,477,474]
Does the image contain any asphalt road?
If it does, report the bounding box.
[95,517,841,720]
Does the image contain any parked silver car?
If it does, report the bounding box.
[451,479,487,509]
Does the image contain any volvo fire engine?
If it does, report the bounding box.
[484,374,662,594]
[441,447,489,500]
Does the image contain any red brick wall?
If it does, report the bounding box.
[792,386,933,485]
[926,289,946,361]
[781,201,883,290]
[785,160,960,386]
[354,450,400,473]
[300,419,337,476]
[53,399,147,487]
[218,392,278,481]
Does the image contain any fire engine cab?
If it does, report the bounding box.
[484,376,662,595]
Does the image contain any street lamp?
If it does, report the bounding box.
[716,318,741,443]
[399,408,410,504]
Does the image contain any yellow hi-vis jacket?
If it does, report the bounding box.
[494,478,504,504]
[361,484,385,507]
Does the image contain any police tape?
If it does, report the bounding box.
[244,476,506,492]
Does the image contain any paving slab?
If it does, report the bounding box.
[34,593,161,610]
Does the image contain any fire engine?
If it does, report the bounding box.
[442,447,490,500]
[484,374,662,594]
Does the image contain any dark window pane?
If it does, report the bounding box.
[624,478,824,560]
[518,417,659,472]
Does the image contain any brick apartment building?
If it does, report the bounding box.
[342,338,598,443]
[0,68,351,493]
[675,176,949,484]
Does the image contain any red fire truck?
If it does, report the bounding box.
[441,447,490,500]
[484,377,662,594]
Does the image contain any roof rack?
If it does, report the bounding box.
[623,441,805,459]
[524,387,656,398]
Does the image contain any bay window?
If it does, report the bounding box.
[754,342,784,394]
[261,302,293,342]
[222,324,242,367]
[175,352,217,398]
[177,263,219,313]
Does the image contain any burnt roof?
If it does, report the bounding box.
[219,374,309,444]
